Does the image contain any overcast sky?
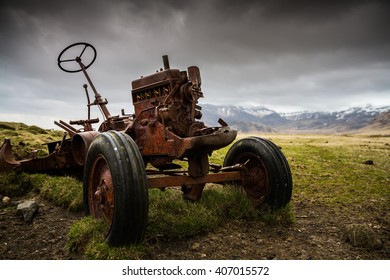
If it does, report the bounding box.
[1,0,390,128]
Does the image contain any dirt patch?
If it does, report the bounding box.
[0,196,389,260]
[0,197,82,259]
[147,201,389,260]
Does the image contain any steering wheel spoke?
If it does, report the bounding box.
[59,58,77,63]
[79,45,88,58]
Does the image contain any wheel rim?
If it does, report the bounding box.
[234,152,269,207]
[88,155,114,229]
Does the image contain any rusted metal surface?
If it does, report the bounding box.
[231,152,269,208]
[86,155,115,225]
[147,171,242,188]
[0,42,241,200]
[0,139,21,171]
[71,131,100,165]
[128,54,238,198]
[0,136,82,175]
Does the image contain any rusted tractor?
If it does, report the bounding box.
[0,43,292,245]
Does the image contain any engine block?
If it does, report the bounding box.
[131,56,204,138]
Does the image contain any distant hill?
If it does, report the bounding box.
[3,104,390,136]
[357,110,390,134]
[0,121,63,159]
[200,104,390,133]
[200,104,286,133]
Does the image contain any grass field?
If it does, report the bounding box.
[267,134,390,208]
[1,122,389,259]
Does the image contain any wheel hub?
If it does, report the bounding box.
[94,179,109,205]
[235,152,269,208]
[89,157,114,224]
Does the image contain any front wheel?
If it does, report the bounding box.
[223,137,292,209]
[83,131,148,245]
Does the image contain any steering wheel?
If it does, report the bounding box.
[57,42,97,73]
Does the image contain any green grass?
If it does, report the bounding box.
[0,121,63,159]
[31,174,83,211]
[67,216,146,259]
[0,171,34,197]
[0,171,83,211]
[266,134,390,209]
[67,186,292,259]
[0,122,82,211]
[147,186,258,238]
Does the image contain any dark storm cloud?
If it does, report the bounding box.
[0,0,389,127]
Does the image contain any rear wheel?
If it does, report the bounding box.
[83,131,148,245]
[223,137,292,209]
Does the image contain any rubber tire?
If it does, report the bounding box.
[223,137,292,209]
[83,131,148,245]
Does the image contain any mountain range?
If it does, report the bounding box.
[199,104,390,133]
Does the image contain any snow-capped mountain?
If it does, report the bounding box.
[201,104,288,128]
[199,104,390,133]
